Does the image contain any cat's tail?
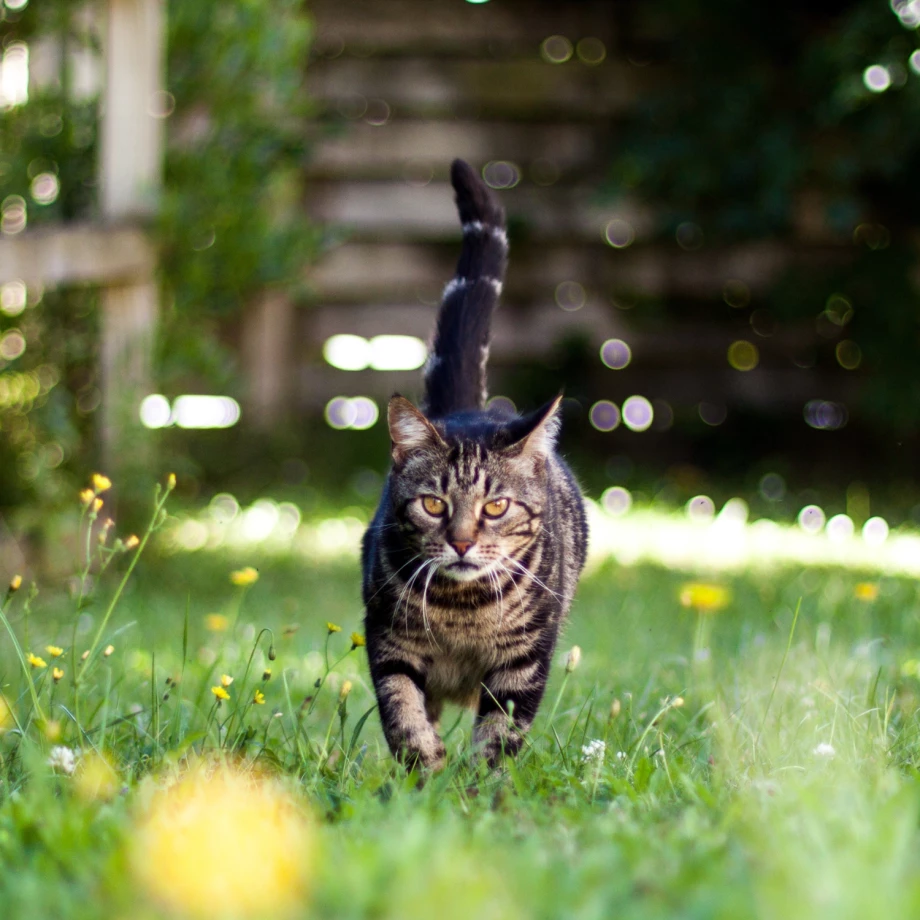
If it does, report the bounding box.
[423,159,508,417]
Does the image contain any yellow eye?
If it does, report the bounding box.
[482,498,510,518]
[422,496,447,516]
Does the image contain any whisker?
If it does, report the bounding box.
[500,553,564,603]
[420,561,443,650]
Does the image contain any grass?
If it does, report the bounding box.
[3,481,920,919]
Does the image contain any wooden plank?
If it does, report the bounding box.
[241,292,296,427]
[311,0,617,56]
[307,119,596,178]
[0,224,156,286]
[308,57,641,119]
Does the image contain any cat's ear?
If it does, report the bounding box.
[388,395,446,463]
[504,395,563,458]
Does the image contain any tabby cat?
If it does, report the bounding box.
[362,159,588,771]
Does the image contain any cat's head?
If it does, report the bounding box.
[385,395,562,582]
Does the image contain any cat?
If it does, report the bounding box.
[361,159,588,771]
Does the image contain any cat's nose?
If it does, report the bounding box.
[450,540,474,557]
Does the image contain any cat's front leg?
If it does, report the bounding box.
[473,652,551,767]
[368,654,445,771]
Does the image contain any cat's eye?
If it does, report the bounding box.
[482,498,510,518]
[422,496,447,516]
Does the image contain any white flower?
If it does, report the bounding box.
[616,750,626,760]
[813,742,836,758]
[47,745,78,775]
[581,739,606,764]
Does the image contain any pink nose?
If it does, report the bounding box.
[450,540,474,557]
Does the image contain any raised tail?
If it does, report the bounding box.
[422,159,508,418]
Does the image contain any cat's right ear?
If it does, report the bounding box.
[388,395,447,464]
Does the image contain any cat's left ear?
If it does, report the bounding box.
[504,395,563,458]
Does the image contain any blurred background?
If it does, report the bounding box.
[2,0,920,563]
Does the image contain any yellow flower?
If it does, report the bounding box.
[46,645,64,658]
[92,497,104,513]
[131,766,312,918]
[204,613,229,632]
[166,472,177,490]
[326,622,342,634]
[564,645,582,673]
[211,685,230,702]
[75,751,118,802]
[9,574,22,592]
[262,668,272,682]
[0,695,15,733]
[253,689,266,705]
[52,667,64,682]
[854,582,879,602]
[230,567,259,587]
[679,582,731,612]
[92,473,112,493]
[27,653,46,669]
[124,534,140,550]
[79,488,95,506]
[339,680,353,701]
[350,632,366,648]
[220,674,234,688]
[104,644,115,657]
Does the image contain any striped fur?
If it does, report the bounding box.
[362,160,588,772]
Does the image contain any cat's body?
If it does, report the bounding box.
[362,160,588,770]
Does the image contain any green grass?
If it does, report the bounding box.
[4,489,920,919]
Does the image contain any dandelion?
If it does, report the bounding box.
[27,653,46,669]
[220,674,234,688]
[350,632,366,649]
[46,645,64,658]
[92,497,104,513]
[262,668,272,681]
[79,488,94,506]
[211,686,230,702]
[47,745,78,775]
[52,667,64,682]
[253,689,266,705]
[679,582,730,612]
[581,739,606,764]
[9,574,22,592]
[813,742,836,758]
[92,473,112,493]
[339,680,353,701]
[131,766,311,919]
[230,566,259,587]
[326,622,342,634]
[166,472,177,490]
[204,613,229,632]
[564,645,582,672]
[75,751,118,802]
[104,644,115,657]
[124,534,140,550]
[854,582,879,602]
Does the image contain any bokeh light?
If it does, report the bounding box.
[727,340,759,371]
[759,472,786,502]
[687,495,715,522]
[324,396,379,430]
[1,195,27,235]
[798,505,826,534]
[911,50,920,74]
[676,222,703,250]
[699,402,727,426]
[893,0,920,28]
[749,309,775,337]
[863,64,892,92]
[323,334,426,372]
[174,395,241,429]
[863,516,889,545]
[30,172,59,205]
[0,329,26,360]
[835,340,861,370]
[825,294,853,325]
[323,334,370,371]
[541,35,573,64]
[555,280,586,312]
[0,42,29,108]
[589,400,620,432]
[1,280,26,316]
[576,38,606,65]
[826,513,855,543]
[602,486,632,517]
[600,338,632,369]
[651,399,674,431]
[804,400,847,430]
[482,161,520,189]
[139,394,172,429]
[722,279,750,308]
[621,396,653,432]
[604,218,635,248]
[486,395,516,415]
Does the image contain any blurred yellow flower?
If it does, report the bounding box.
[350,632,366,648]
[75,751,119,802]
[230,567,259,587]
[680,583,731,612]
[565,645,582,673]
[92,473,112,493]
[131,767,311,919]
[9,574,21,592]
[124,534,140,550]
[166,472,177,490]
[253,689,266,705]
[220,674,234,688]
[262,668,272,681]
[52,667,64,682]
[211,686,230,702]
[46,645,64,658]
[28,653,46,669]
[204,613,229,632]
[326,622,342,634]
[339,680,353,701]
[0,695,14,733]
[92,497,104,513]
[79,488,95,506]
[104,644,115,657]
[854,582,879,602]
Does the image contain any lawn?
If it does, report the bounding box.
[2,481,920,919]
